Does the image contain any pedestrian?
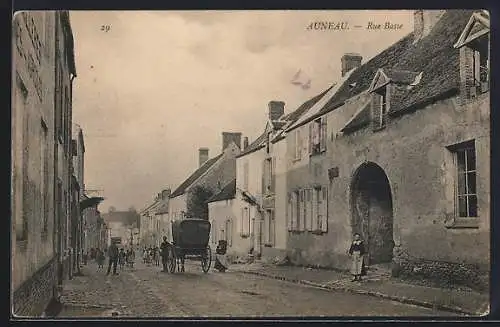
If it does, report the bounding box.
[160,236,171,272]
[97,249,105,270]
[106,241,119,276]
[142,248,147,264]
[214,240,229,272]
[348,233,366,282]
[155,247,160,266]
[119,248,126,270]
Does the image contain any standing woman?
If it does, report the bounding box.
[348,233,366,281]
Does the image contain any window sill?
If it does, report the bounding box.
[292,158,301,163]
[311,230,327,235]
[444,217,480,229]
[264,243,274,247]
[239,234,250,239]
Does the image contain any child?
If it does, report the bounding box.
[348,233,366,281]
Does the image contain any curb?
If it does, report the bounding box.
[236,269,478,316]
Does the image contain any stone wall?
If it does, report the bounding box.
[12,256,58,317]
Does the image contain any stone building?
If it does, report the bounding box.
[11,11,76,316]
[168,132,241,223]
[284,10,489,291]
[207,179,238,252]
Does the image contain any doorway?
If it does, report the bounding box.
[351,162,394,265]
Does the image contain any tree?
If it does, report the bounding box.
[186,185,214,220]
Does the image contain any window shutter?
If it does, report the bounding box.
[371,93,381,129]
[307,189,313,231]
[321,186,328,232]
[320,117,327,152]
[261,159,266,194]
[299,190,305,231]
[297,129,303,159]
[293,192,298,231]
[308,123,313,155]
[287,193,292,231]
[271,157,276,192]
[312,189,318,231]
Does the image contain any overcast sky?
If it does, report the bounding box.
[70,10,413,212]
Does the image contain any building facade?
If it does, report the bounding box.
[284,10,489,291]
[11,11,76,316]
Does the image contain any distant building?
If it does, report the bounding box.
[168,132,241,224]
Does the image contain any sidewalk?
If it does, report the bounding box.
[231,262,489,316]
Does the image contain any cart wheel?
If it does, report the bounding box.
[201,245,212,274]
[168,247,176,273]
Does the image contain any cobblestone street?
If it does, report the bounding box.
[58,259,456,318]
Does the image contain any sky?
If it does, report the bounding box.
[70,10,413,213]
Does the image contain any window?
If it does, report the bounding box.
[375,87,388,129]
[294,190,300,230]
[243,161,249,190]
[294,129,302,160]
[225,219,232,246]
[287,193,293,231]
[41,119,49,235]
[266,132,271,153]
[56,65,64,142]
[471,35,489,94]
[263,158,274,193]
[211,220,217,244]
[453,141,477,218]
[309,117,327,155]
[298,190,305,231]
[265,210,275,246]
[240,207,250,237]
[14,75,28,242]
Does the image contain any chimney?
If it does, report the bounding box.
[341,53,362,77]
[161,189,171,200]
[199,148,209,167]
[268,101,285,121]
[414,10,446,43]
[243,136,249,150]
[222,132,242,150]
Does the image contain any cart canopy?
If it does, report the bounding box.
[171,219,211,249]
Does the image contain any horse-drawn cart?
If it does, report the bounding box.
[167,218,212,273]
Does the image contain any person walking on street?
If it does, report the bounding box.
[119,248,126,270]
[348,233,366,282]
[160,236,171,272]
[106,241,119,276]
[96,249,105,270]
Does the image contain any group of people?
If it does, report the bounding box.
[142,246,161,266]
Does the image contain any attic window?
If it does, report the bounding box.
[470,35,489,95]
[455,12,490,99]
[372,86,388,130]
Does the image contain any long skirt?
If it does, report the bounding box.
[214,254,228,271]
[350,251,363,275]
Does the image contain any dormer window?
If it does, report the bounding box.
[454,11,490,100]
[368,68,422,131]
[379,88,388,127]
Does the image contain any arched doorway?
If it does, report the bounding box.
[351,162,394,265]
